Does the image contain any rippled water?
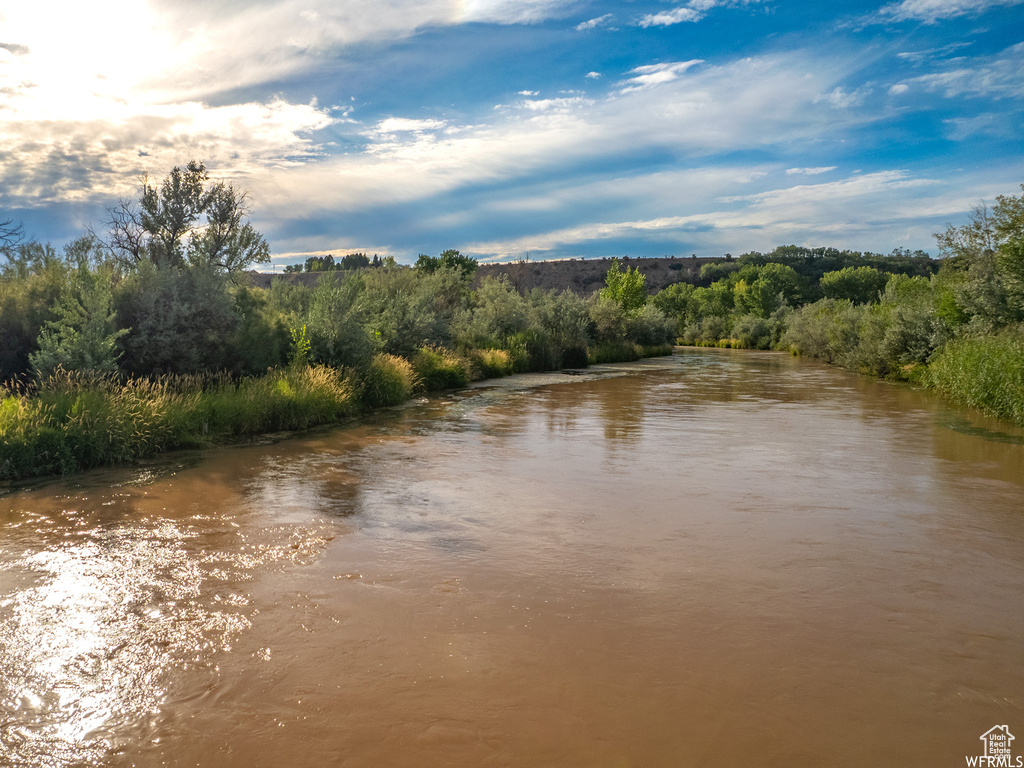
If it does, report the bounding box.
[1,350,1022,766]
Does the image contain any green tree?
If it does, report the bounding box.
[601,260,647,312]
[29,263,128,377]
[820,266,891,305]
[306,274,372,369]
[103,160,270,272]
[341,253,371,270]
[992,185,1024,309]
[935,188,1024,330]
[415,250,478,280]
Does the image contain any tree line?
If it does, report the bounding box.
[2,161,1022,480]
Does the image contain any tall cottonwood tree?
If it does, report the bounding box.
[101,161,270,272]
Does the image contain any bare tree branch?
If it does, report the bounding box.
[95,198,146,267]
[0,217,25,250]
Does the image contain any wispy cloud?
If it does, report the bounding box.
[888,41,1024,99]
[638,7,703,26]
[817,86,871,109]
[0,42,30,56]
[786,166,837,175]
[575,13,614,31]
[248,51,871,235]
[464,171,955,258]
[637,0,766,27]
[873,0,1024,23]
[895,41,972,64]
[618,60,703,91]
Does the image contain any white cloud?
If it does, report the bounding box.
[619,60,703,91]
[575,14,614,31]
[638,7,703,26]
[586,71,602,79]
[373,118,448,133]
[463,171,954,258]
[874,0,1024,23]
[786,166,838,175]
[247,51,871,229]
[0,0,587,209]
[887,41,1024,98]
[818,86,871,109]
[0,99,333,205]
[518,96,593,112]
[637,0,766,27]
[518,90,540,96]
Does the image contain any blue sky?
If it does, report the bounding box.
[1,0,1022,268]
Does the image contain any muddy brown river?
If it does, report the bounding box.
[1,350,1022,767]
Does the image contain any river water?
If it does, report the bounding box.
[1,350,1022,767]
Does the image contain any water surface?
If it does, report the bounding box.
[1,350,1022,766]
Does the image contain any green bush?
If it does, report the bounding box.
[115,262,239,376]
[926,329,1024,426]
[410,346,472,391]
[307,274,372,369]
[588,340,641,364]
[468,348,515,379]
[820,266,891,304]
[362,353,417,407]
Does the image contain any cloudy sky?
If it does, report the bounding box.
[1,0,1022,267]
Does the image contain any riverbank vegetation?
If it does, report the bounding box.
[0,163,675,481]
[647,186,1024,427]
[3,164,1022,480]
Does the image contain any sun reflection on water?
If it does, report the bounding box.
[0,516,250,766]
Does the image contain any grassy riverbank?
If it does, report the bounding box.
[0,342,674,482]
[0,366,360,480]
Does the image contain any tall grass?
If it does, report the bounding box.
[925,329,1024,426]
[361,353,418,408]
[410,346,473,391]
[0,366,359,481]
[467,348,515,379]
[588,341,642,364]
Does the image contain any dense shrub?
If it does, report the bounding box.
[468,348,515,378]
[820,266,891,304]
[115,262,239,376]
[362,353,417,408]
[926,329,1024,426]
[457,276,530,348]
[410,346,472,391]
[306,274,372,369]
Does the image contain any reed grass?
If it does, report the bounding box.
[362,353,418,408]
[925,329,1024,427]
[0,366,359,481]
[467,348,515,379]
[410,346,473,391]
[587,341,642,364]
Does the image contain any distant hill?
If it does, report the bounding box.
[250,256,721,295]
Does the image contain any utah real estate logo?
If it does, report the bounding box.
[967,726,1022,767]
